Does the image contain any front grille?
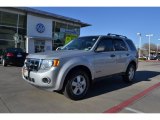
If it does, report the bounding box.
[25,58,41,71]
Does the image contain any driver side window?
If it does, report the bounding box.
[96,38,113,52]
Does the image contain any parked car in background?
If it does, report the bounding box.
[0,48,28,67]
[150,55,157,60]
[155,55,160,60]
[144,55,157,60]
[0,49,3,64]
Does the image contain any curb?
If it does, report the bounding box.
[104,82,160,113]
[139,60,160,62]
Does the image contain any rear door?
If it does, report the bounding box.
[93,37,117,78]
[113,39,129,73]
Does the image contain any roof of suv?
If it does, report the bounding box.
[80,33,129,40]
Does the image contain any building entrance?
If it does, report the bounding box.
[34,40,45,53]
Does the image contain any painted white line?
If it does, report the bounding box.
[125,107,144,113]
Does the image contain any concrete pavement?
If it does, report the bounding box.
[0,62,160,113]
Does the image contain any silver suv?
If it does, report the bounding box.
[22,33,138,100]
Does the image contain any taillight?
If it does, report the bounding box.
[7,53,14,57]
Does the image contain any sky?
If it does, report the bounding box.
[34,7,160,48]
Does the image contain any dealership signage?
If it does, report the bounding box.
[27,14,52,38]
[36,23,45,33]
[65,34,78,44]
[60,28,78,35]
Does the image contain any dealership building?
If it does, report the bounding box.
[0,7,90,53]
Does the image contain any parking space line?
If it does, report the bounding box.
[104,82,160,113]
[125,107,143,113]
[0,97,11,113]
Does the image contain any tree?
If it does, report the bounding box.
[142,43,157,51]
[141,43,158,56]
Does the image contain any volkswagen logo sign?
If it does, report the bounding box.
[36,23,45,33]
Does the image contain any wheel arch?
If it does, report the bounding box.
[125,60,137,72]
[61,65,92,92]
[129,60,137,68]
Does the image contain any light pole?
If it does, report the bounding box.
[146,34,153,60]
[157,39,160,55]
[137,33,142,58]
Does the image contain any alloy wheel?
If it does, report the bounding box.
[71,75,87,95]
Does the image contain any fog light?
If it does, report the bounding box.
[42,78,51,84]
[31,78,35,82]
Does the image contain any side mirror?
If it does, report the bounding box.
[56,46,63,51]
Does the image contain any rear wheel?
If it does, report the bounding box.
[123,64,136,82]
[64,70,90,100]
[2,59,7,67]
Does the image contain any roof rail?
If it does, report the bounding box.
[107,33,127,39]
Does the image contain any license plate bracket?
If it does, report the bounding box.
[17,54,22,57]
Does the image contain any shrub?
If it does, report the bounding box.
[139,57,147,60]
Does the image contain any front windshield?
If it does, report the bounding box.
[61,36,99,51]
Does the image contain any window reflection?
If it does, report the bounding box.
[0,11,26,50]
[52,22,80,50]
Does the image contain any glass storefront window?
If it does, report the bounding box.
[53,22,80,50]
[53,22,67,50]
[0,11,27,50]
[34,40,45,53]
[0,11,26,28]
[68,25,80,35]
[0,11,18,27]
[19,15,26,28]
[0,26,26,50]
[0,40,15,49]
[0,26,16,40]
[55,22,67,32]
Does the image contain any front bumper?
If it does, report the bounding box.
[22,67,59,90]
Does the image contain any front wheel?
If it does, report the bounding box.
[123,64,136,82]
[2,59,7,67]
[64,70,90,100]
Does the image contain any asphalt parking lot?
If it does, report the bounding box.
[0,61,160,113]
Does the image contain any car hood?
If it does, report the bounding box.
[27,50,91,59]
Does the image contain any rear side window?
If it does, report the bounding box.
[113,39,128,51]
[125,40,136,51]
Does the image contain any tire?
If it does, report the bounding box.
[2,59,7,67]
[123,64,136,83]
[64,70,90,100]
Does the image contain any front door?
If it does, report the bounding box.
[93,37,117,78]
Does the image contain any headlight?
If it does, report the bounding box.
[40,59,53,70]
[23,59,27,67]
[40,59,60,70]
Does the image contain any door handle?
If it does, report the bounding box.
[110,54,115,57]
[126,53,130,56]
